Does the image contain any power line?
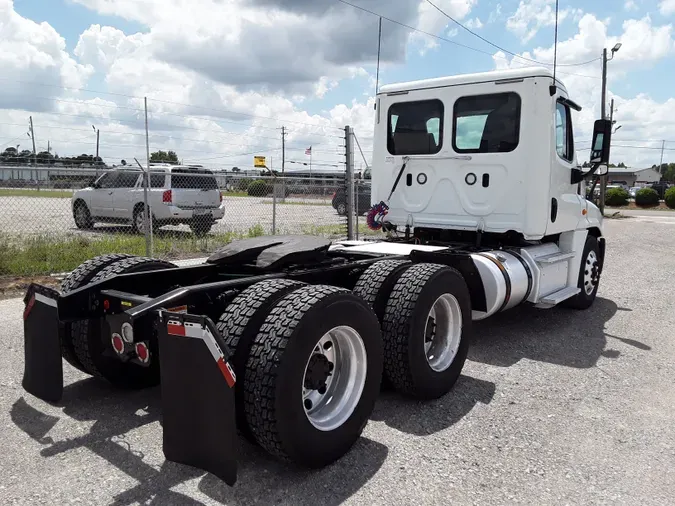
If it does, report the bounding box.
[424,0,600,68]
[336,0,601,79]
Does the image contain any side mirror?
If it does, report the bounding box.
[595,164,609,176]
[590,119,612,165]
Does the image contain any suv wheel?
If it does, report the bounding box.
[336,201,347,216]
[132,205,154,234]
[73,202,94,229]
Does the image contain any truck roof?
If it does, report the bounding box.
[378,66,569,95]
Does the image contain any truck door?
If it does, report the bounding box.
[546,99,583,234]
[383,86,529,232]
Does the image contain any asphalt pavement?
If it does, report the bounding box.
[1,216,675,505]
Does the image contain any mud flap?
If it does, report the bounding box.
[22,284,64,403]
[157,312,238,486]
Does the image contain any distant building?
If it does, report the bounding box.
[607,167,661,187]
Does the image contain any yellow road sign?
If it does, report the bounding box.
[254,156,266,168]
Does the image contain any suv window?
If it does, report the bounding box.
[170,169,218,190]
[117,171,140,188]
[387,99,443,156]
[556,101,574,162]
[150,172,167,188]
[97,171,118,188]
[453,92,521,153]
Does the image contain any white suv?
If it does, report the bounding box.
[72,164,224,235]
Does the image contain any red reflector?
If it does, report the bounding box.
[111,334,125,354]
[217,357,236,388]
[103,299,110,311]
[23,295,36,321]
[135,342,150,363]
[167,321,186,336]
[162,190,172,203]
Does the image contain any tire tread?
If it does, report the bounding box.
[243,284,349,461]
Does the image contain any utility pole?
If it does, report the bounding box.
[598,43,621,215]
[659,140,666,175]
[29,116,38,190]
[281,126,286,175]
[143,97,153,256]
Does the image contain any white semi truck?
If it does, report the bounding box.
[21,67,611,486]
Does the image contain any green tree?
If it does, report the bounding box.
[150,150,179,163]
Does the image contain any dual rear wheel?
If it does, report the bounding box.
[60,254,471,469]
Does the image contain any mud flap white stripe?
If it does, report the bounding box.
[167,320,236,387]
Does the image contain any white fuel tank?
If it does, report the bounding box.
[470,250,533,320]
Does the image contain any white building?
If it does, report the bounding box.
[607,167,661,187]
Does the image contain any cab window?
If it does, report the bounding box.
[387,99,444,155]
[556,101,574,162]
[453,92,521,153]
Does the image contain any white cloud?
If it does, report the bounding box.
[495,13,675,166]
[488,3,503,24]
[465,17,483,29]
[412,0,477,52]
[660,0,675,15]
[506,0,572,43]
[0,0,93,112]
[624,0,638,11]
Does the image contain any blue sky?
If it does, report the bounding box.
[3,0,675,168]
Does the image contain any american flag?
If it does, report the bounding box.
[305,146,312,155]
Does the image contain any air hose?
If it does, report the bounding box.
[366,157,408,231]
[366,201,389,230]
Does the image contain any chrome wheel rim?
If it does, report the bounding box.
[424,293,462,372]
[302,325,367,432]
[136,211,146,232]
[584,250,599,295]
[75,206,87,225]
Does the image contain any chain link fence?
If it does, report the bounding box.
[0,164,381,279]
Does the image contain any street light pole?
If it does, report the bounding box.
[598,42,621,215]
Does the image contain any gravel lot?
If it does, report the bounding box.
[1,215,675,505]
[0,195,346,237]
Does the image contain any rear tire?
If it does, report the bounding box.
[335,201,347,216]
[131,205,155,234]
[244,285,383,467]
[353,259,411,322]
[71,256,177,388]
[217,278,306,442]
[381,263,472,400]
[190,220,213,236]
[563,235,600,309]
[353,259,411,391]
[60,253,135,372]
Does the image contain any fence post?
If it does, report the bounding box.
[272,180,277,235]
[345,125,355,240]
[143,97,153,257]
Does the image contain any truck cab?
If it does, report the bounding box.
[371,67,603,241]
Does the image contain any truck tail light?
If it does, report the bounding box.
[219,191,223,203]
[162,190,172,203]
